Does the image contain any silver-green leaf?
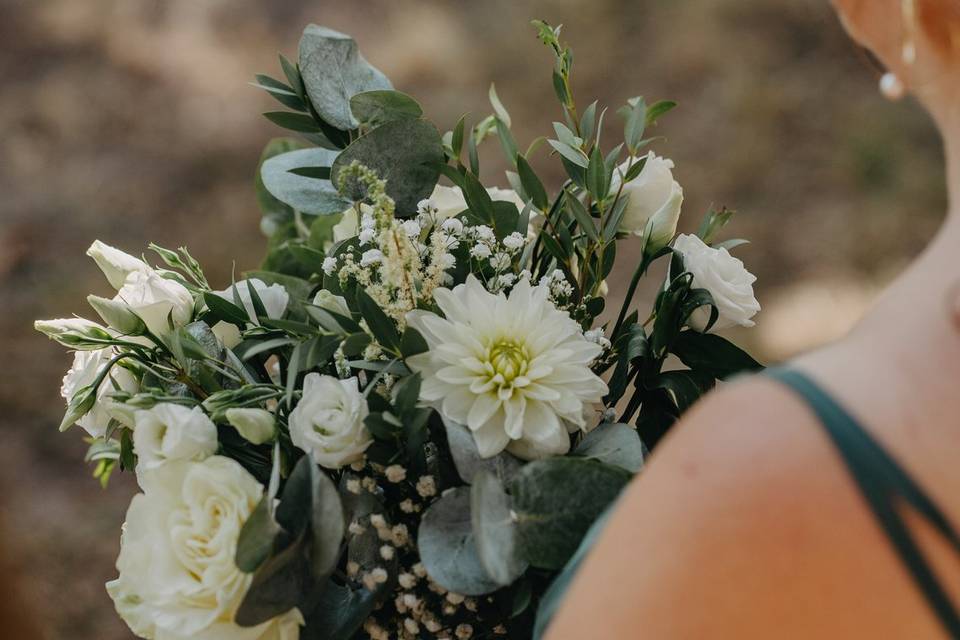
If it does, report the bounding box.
[260,148,350,215]
[471,470,528,586]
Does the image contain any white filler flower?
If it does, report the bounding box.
[672,233,761,332]
[288,374,372,469]
[406,275,608,460]
[106,457,303,640]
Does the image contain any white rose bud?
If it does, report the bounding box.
[35,318,112,350]
[60,348,139,437]
[612,152,684,252]
[214,279,289,326]
[672,234,761,332]
[87,240,151,290]
[225,408,276,445]
[116,270,194,338]
[312,290,351,317]
[87,295,147,335]
[133,404,218,473]
[288,374,372,469]
[106,457,304,640]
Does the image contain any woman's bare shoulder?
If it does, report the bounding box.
[545,378,944,639]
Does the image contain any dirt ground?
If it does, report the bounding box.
[0,1,946,637]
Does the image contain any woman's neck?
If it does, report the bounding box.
[796,108,960,428]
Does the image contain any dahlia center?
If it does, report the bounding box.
[486,339,530,385]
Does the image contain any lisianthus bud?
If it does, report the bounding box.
[34,318,112,349]
[87,240,150,290]
[612,152,683,253]
[224,408,276,445]
[87,295,146,336]
[312,290,351,317]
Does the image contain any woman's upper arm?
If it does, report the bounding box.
[543,379,921,639]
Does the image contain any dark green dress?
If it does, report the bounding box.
[534,369,960,638]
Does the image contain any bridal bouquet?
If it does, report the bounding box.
[36,21,762,640]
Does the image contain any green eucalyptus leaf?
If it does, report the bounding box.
[574,422,645,473]
[303,580,382,640]
[298,24,392,131]
[236,495,283,573]
[471,470,528,586]
[261,148,350,215]
[350,90,422,127]
[417,486,502,596]
[510,458,630,570]
[442,417,522,485]
[331,118,443,216]
[235,529,310,627]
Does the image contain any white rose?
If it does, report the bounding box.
[612,152,684,251]
[116,269,195,338]
[225,408,276,445]
[215,279,289,326]
[312,290,351,317]
[133,404,219,474]
[87,240,151,290]
[106,457,303,640]
[61,348,139,437]
[672,233,761,332]
[288,374,372,469]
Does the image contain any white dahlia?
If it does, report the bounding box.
[406,275,608,460]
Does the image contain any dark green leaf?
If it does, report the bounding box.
[263,111,321,133]
[355,288,399,350]
[331,118,443,216]
[672,331,763,379]
[517,155,548,211]
[350,90,422,127]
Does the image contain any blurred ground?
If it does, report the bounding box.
[0,0,947,637]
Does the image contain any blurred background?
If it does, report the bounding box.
[0,0,947,637]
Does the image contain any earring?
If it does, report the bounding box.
[880,72,906,101]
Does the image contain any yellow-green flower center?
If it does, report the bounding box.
[486,339,529,384]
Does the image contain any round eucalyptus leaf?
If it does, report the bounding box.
[417,487,501,596]
[510,458,631,570]
[261,148,350,215]
[350,90,423,127]
[573,422,645,473]
[331,118,443,216]
[298,24,392,131]
[471,470,528,586]
[443,417,522,485]
[304,579,382,640]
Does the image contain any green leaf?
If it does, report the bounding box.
[671,331,763,379]
[279,54,305,98]
[622,97,647,153]
[288,166,331,179]
[646,100,677,126]
[471,470,528,586]
[261,148,350,215]
[573,422,645,473]
[355,288,400,350]
[330,118,443,216]
[516,155,548,211]
[235,529,310,627]
[303,579,383,640]
[548,139,589,168]
[252,75,307,112]
[696,207,735,245]
[653,370,715,413]
[510,458,630,570]
[298,24,393,130]
[566,192,598,242]
[263,111,321,133]
[236,495,283,572]
[417,486,502,595]
[488,83,512,128]
[399,326,428,358]
[350,90,422,127]
[451,114,467,160]
[586,145,609,202]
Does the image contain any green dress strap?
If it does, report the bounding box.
[767,368,960,638]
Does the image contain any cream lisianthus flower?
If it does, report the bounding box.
[106,457,303,640]
[406,275,608,460]
[288,374,372,469]
[60,347,139,437]
[610,152,683,252]
[672,233,761,332]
